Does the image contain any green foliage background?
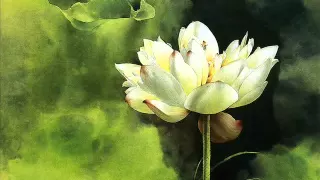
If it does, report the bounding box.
[252,138,320,180]
[0,0,191,179]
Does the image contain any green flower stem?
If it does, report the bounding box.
[203,114,211,180]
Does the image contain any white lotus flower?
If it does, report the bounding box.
[116,21,279,124]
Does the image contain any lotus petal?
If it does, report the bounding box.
[246,45,278,68]
[115,63,141,85]
[152,41,174,71]
[178,27,186,50]
[140,65,186,107]
[184,82,238,114]
[122,81,134,87]
[137,50,152,65]
[226,40,239,55]
[179,21,219,60]
[125,87,157,114]
[224,41,241,65]
[231,66,251,91]
[185,50,208,86]
[239,59,272,97]
[143,39,154,55]
[230,81,268,108]
[170,51,198,94]
[144,100,189,123]
[141,39,173,71]
[240,32,248,48]
[211,59,244,85]
[239,38,254,59]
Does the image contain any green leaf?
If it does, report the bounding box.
[130,0,155,21]
[250,138,320,180]
[51,0,156,31]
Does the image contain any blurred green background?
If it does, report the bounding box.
[0,0,319,180]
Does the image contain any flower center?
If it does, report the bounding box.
[206,54,223,83]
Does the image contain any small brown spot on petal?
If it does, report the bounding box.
[142,99,150,104]
[140,66,146,73]
[140,66,148,77]
[171,50,178,58]
[187,50,192,56]
[143,99,155,110]
[202,41,207,50]
[236,120,243,129]
[125,97,131,104]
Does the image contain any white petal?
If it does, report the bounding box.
[230,81,268,108]
[157,36,164,42]
[211,60,244,85]
[240,32,248,48]
[185,50,207,86]
[143,39,154,54]
[144,100,189,123]
[184,82,238,114]
[186,40,210,85]
[122,81,134,87]
[115,63,140,78]
[140,65,186,107]
[180,48,188,60]
[223,40,240,65]
[189,21,219,55]
[187,38,204,54]
[115,63,141,85]
[184,40,209,85]
[204,43,218,61]
[152,41,174,71]
[226,40,239,55]
[220,51,227,60]
[247,38,254,54]
[170,51,198,94]
[231,66,251,91]
[239,59,273,97]
[239,38,254,59]
[224,46,241,65]
[201,56,209,85]
[125,87,136,94]
[246,45,278,68]
[179,26,193,50]
[253,47,261,53]
[212,54,223,72]
[178,27,186,50]
[180,21,219,58]
[137,51,152,65]
[125,87,157,114]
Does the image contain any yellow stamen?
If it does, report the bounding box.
[207,61,214,83]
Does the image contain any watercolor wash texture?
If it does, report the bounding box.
[1,0,320,179]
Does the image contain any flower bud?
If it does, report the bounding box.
[198,112,242,143]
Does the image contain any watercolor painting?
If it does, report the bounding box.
[1,0,319,180]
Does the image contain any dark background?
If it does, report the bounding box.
[148,0,320,179]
